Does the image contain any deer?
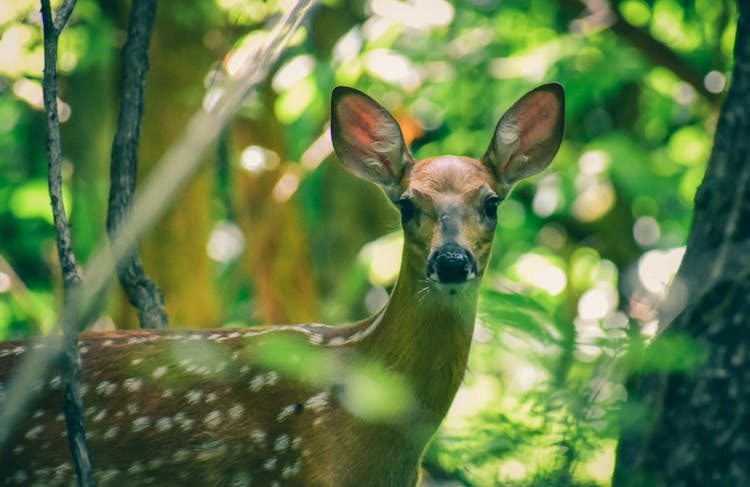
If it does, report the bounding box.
[0,83,564,486]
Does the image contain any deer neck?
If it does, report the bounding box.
[359,254,478,420]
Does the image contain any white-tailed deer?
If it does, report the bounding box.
[0,84,564,486]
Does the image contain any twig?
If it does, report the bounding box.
[39,0,94,486]
[107,0,167,329]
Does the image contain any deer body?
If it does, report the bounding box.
[0,84,564,486]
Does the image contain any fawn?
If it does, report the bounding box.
[0,83,564,486]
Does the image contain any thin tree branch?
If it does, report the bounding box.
[40,0,94,486]
[107,0,168,329]
[52,0,77,31]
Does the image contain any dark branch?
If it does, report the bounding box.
[559,0,723,106]
[608,7,722,106]
[52,0,77,32]
[40,0,94,486]
[107,0,168,330]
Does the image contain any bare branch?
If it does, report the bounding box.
[53,0,77,32]
[107,0,168,329]
[40,0,94,485]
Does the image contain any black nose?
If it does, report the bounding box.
[427,243,477,284]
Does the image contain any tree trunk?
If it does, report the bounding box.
[613,1,750,485]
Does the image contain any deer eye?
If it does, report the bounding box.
[396,198,416,222]
[483,196,501,219]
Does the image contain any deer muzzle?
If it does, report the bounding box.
[427,243,477,284]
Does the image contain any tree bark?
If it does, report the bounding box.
[107,0,168,330]
[40,0,94,484]
[613,1,750,485]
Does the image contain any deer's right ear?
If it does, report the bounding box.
[331,86,415,199]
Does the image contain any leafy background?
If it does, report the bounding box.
[0,0,735,484]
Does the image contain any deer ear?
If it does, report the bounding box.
[482,83,565,189]
[331,86,415,199]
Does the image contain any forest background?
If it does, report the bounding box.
[0,0,737,485]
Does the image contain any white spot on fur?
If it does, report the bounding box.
[263,457,277,471]
[103,426,119,440]
[292,436,302,449]
[277,404,295,422]
[123,378,142,392]
[186,390,203,404]
[162,388,174,399]
[230,471,252,487]
[196,440,226,461]
[127,403,140,415]
[96,381,117,396]
[174,412,194,431]
[274,434,290,452]
[204,410,222,428]
[103,339,114,347]
[228,404,244,421]
[205,392,218,403]
[155,417,173,432]
[152,366,167,379]
[282,459,302,479]
[173,449,190,462]
[32,409,44,419]
[132,417,151,432]
[305,392,329,412]
[249,375,265,392]
[95,469,120,483]
[49,376,61,390]
[250,429,266,446]
[93,410,107,423]
[131,357,143,366]
[25,425,44,440]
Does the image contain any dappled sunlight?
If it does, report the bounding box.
[360,232,403,287]
[514,253,567,296]
[206,221,245,264]
[0,0,736,483]
[367,0,454,30]
[364,49,421,91]
[637,246,685,294]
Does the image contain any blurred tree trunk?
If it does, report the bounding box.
[66,63,115,262]
[126,0,219,328]
[232,88,319,324]
[613,2,750,485]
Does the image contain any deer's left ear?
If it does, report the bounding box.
[331,86,415,200]
[482,83,565,189]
